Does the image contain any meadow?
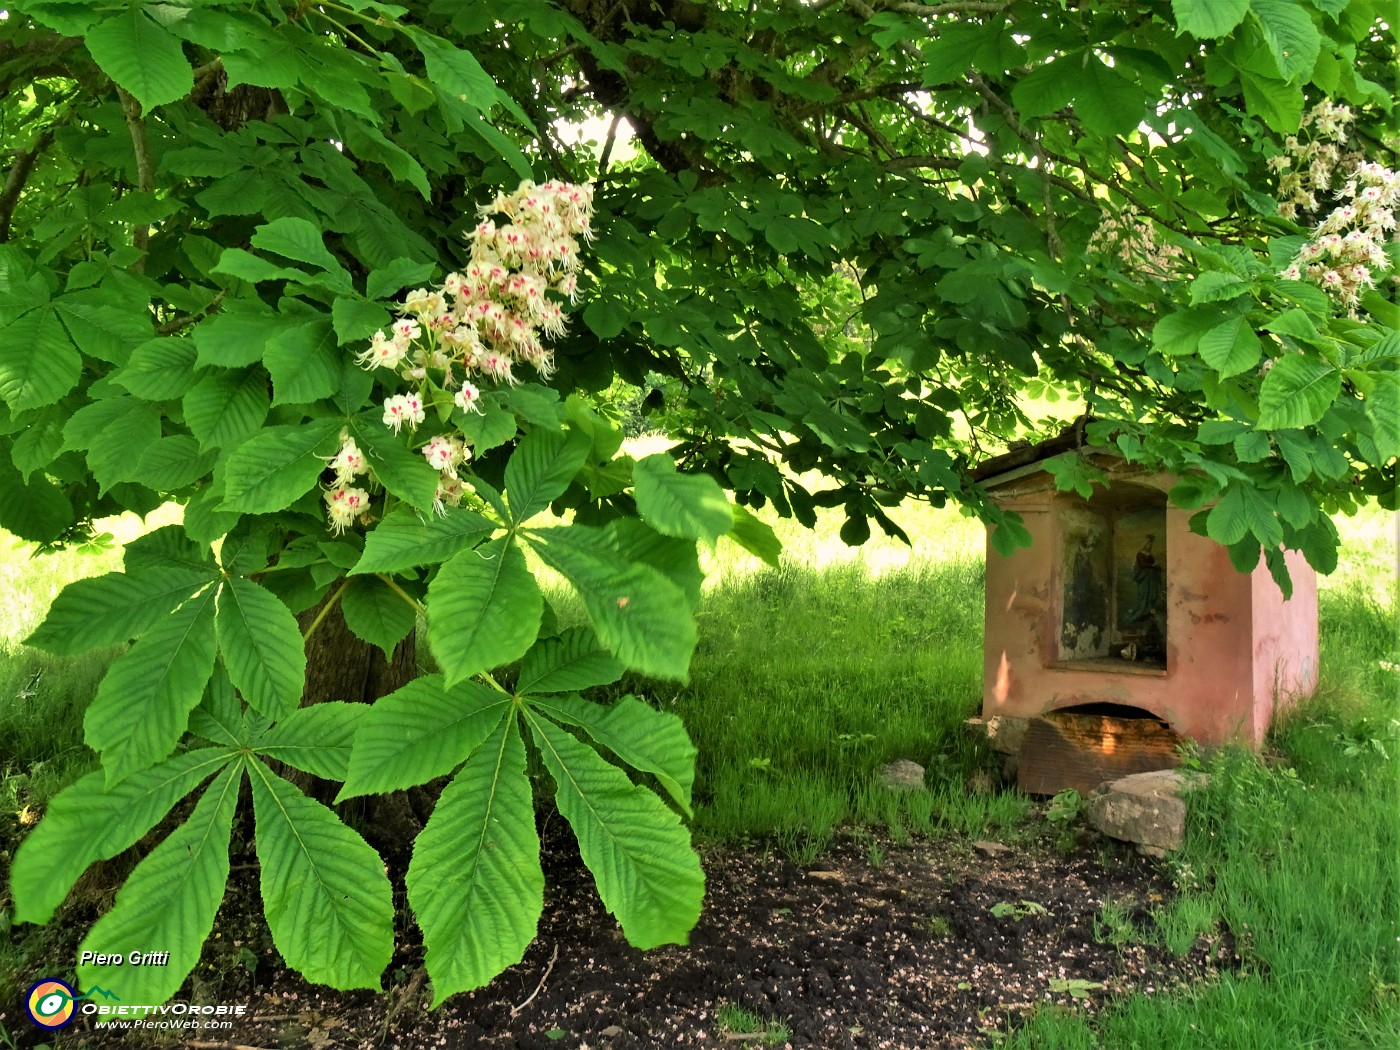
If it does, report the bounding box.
[0,496,1396,1048]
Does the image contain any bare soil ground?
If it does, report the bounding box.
[8,825,1235,1050]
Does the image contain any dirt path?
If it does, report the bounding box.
[179,832,1235,1050]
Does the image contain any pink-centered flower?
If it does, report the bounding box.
[454,381,483,414]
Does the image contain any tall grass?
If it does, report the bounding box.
[613,500,1003,857]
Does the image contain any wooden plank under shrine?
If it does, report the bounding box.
[1017,708,1183,797]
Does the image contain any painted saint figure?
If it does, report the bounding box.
[1124,533,1164,626]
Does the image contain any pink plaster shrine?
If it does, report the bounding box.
[978,450,1318,770]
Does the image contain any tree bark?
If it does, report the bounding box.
[297,590,423,862]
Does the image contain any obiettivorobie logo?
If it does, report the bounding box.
[24,979,120,1029]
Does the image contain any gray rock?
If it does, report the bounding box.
[877,759,926,792]
[967,715,1030,756]
[1083,769,1208,852]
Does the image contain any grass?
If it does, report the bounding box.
[645,500,1001,858]
[714,1001,791,1046]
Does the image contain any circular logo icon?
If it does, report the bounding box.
[25,978,78,1030]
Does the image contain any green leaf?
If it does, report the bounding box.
[610,518,704,607]
[1198,316,1263,378]
[250,216,344,274]
[249,763,394,990]
[525,713,704,949]
[1298,514,1338,574]
[989,513,1032,557]
[212,248,309,284]
[427,535,543,686]
[413,32,511,115]
[1190,271,1251,305]
[113,338,200,400]
[1207,483,1281,547]
[338,676,511,800]
[221,419,342,513]
[25,568,209,656]
[193,302,285,368]
[125,524,219,578]
[1366,374,1400,461]
[84,587,219,786]
[53,299,149,365]
[1227,536,1262,573]
[183,369,271,451]
[9,749,233,925]
[1240,68,1303,133]
[1273,481,1315,529]
[340,117,432,199]
[340,575,417,660]
[85,9,192,110]
[63,395,161,493]
[532,694,696,816]
[188,664,246,748]
[1257,355,1342,429]
[583,299,629,339]
[136,435,219,490]
[351,416,441,512]
[332,297,392,344]
[0,307,80,410]
[1153,307,1225,356]
[1234,430,1271,463]
[11,406,65,479]
[367,258,434,300]
[255,703,367,781]
[633,455,734,545]
[726,504,782,567]
[352,505,498,575]
[216,577,306,721]
[216,521,268,578]
[75,763,239,1006]
[0,460,70,542]
[1073,56,1146,136]
[527,525,697,680]
[407,711,543,1003]
[265,319,341,406]
[1172,0,1249,38]
[1251,0,1321,82]
[1012,59,1077,118]
[457,398,518,452]
[504,427,590,525]
[1263,307,1322,345]
[517,627,625,695]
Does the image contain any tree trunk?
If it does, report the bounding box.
[297,591,424,862]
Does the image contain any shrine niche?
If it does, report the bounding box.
[1057,486,1168,669]
[971,434,1319,795]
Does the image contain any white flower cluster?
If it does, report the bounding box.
[326,180,595,534]
[1086,208,1182,281]
[324,436,372,535]
[1267,101,1360,221]
[357,179,593,394]
[1280,161,1400,311]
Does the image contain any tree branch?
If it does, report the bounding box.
[598,111,624,180]
[116,86,155,271]
[0,130,53,243]
[156,288,226,335]
[888,1,1009,15]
